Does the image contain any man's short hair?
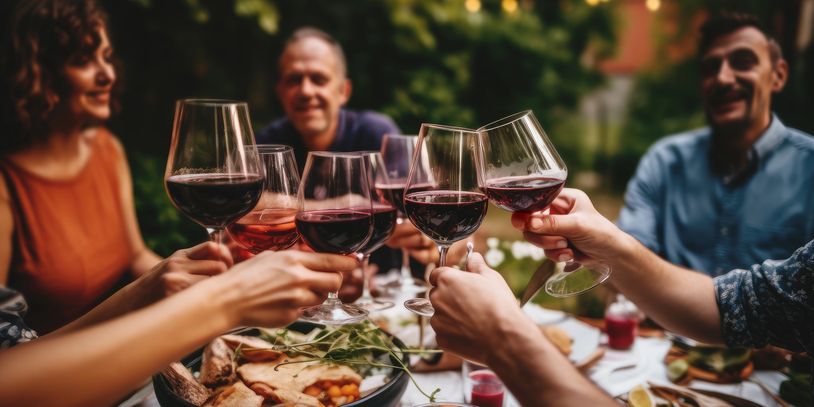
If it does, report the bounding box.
[279,27,347,78]
[699,12,783,66]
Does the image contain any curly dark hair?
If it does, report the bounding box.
[0,0,114,155]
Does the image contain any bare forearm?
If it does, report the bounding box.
[0,280,233,407]
[487,318,615,407]
[131,248,162,278]
[610,235,722,344]
[53,272,163,335]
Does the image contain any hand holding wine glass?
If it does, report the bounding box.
[226,145,300,255]
[403,124,487,317]
[478,110,611,297]
[165,99,263,246]
[296,152,373,324]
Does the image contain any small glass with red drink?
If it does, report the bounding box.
[462,360,505,407]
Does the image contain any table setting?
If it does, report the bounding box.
[116,102,793,407]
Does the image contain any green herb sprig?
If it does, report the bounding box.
[258,321,442,401]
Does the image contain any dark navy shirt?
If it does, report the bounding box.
[256,109,401,172]
[256,108,405,273]
[618,116,814,276]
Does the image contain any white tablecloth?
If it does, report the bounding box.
[121,303,787,407]
[396,304,787,407]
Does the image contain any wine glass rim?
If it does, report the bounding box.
[251,144,293,154]
[420,123,478,134]
[307,151,364,159]
[177,98,248,107]
[477,109,535,132]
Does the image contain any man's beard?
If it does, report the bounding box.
[706,85,754,137]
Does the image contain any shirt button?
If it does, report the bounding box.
[720,227,729,236]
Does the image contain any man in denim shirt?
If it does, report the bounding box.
[618,14,814,276]
[417,188,813,406]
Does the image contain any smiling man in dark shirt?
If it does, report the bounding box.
[256,27,400,171]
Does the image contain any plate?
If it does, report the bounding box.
[152,322,409,407]
[523,304,601,363]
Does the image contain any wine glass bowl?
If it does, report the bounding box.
[226,145,300,254]
[164,99,263,242]
[352,152,397,312]
[477,110,611,297]
[296,151,372,324]
[377,134,430,295]
[402,124,487,316]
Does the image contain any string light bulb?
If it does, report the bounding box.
[646,0,661,11]
[465,0,481,13]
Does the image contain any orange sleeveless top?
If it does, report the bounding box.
[1,129,134,333]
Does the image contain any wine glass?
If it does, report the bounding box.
[352,151,396,312]
[477,110,611,297]
[403,124,487,316]
[296,151,372,324]
[165,99,263,246]
[377,134,429,294]
[226,145,300,256]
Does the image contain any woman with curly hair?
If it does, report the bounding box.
[0,0,161,333]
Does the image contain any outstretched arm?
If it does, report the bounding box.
[513,188,722,344]
[0,250,352,407]
[429,253,616,407]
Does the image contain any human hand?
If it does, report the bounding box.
[337,261,378,303]
[145,242,233,300]
[385,220,436,264]
[219,250,354,327]
[428,252,535,364]
[511,188,626,265]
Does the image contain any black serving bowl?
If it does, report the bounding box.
[152,321,409,407]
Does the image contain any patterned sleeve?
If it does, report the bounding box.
[714,239,814,353]
[0,287,38,349]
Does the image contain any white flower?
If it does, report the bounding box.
[511,241,527,259]
[530,246,545,261]
[487,237,499,249]
[485,249,505,267]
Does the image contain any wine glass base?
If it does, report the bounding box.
[299,302,369,325]
[353,297,395,312]
[404,298,434,317]
[545,263,612,298]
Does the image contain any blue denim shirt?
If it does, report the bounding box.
[714,238,814,355]
[618,116,814,276]
[256,108,401,172]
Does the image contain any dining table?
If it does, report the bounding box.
[119,303,788,407]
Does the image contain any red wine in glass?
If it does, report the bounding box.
[358,205,397,254]
[226,208,299,253]
[375,182,435,214]
[482,176,565,213]
[478,110,611,297]
[296,210,372,254]
[404,191,488,245]
[165,173,263,228]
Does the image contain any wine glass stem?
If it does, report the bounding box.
[359,253,373,300]
[400,248,412,281]
[437,244,450,268]
[206,227,224,262]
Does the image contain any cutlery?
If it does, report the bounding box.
[520,259,556,306]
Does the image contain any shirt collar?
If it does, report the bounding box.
[751,113,786,162]
[716,113,786,186]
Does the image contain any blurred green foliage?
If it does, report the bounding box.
[106,0,616,254]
